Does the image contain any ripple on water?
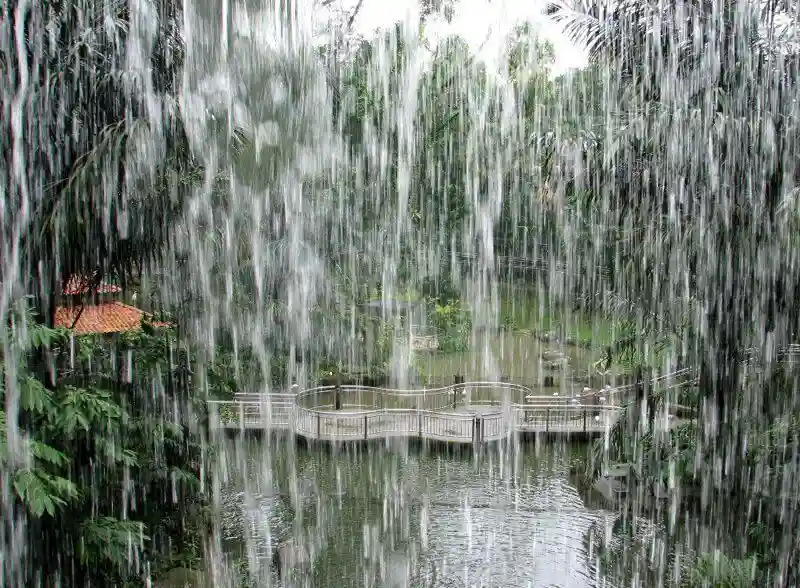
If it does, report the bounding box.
[416,459,610,587]
[221,444,615,587]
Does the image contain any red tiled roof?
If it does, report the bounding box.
[54,302,170,335]
[63,275,122,295]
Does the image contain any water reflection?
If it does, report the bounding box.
[220,440,615,587]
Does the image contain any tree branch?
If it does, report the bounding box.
[346,0,365,30]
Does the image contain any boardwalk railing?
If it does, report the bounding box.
[208,381,624,443]
[294,381,621,411]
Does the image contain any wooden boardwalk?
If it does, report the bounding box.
[207,381,627,444]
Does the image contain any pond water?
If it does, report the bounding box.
[416,331,617,393]
[217,438,617,587]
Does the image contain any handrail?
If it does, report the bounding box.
[208,400,623,411]
[217,370,692,402]
[205,379,642,441]
[211,380,627,409]
[207,398,624,442]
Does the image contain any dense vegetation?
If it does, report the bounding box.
[1,311,206,585]
[2,0,800,585]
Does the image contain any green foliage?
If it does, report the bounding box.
[2,313,206,585]
[684,552,757,588]
[420,277,460,305]
[430,301,472,352]
[500,311,517,332]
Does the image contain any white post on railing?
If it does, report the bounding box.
[207,402,217,430]
[239,403,245,431]
[417,392,422,438]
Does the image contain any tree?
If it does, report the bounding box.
[548,0,800,582]
[1,310,206,586]
[0,0,195,328]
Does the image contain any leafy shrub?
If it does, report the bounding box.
[684,552,757,588]
[430,301,472,352]
[500,312,517,331]
[1,309,206,585]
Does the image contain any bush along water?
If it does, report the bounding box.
[580,358,800,586]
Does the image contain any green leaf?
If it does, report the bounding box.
[19,376,55,415]
[93,435,139,466]
[27,322,68,350]
[48,475,80,502]
[54,386,122,434]
[13,469,66,518]
[80,517,149,570]
[30,439,68,467]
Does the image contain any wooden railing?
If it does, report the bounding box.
[207,382,624,443]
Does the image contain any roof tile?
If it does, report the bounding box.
[54,302,169,335]
[63,275,122,295]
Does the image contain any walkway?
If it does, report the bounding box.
[207,381,626,444]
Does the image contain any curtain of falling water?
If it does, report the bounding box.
[173,1,533,584]
[177,1,336,581]
[1,0,35,582]
[1,0,172,583]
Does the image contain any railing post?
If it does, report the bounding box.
[583,409,587,432]
[364,413,368,439]
[334,382,342,411]
[546,408,550,433]
[316,413,321,438]
[454,375,464,409]
[500,375,509,407]
[239,403,245,431]
[473,416,483,444]
[418,410,422,438]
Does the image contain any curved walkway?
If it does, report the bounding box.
[207,381,626,444]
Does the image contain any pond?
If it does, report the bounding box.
[415,331,617,393]
[216,438,618,587]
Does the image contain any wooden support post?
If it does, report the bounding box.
[583,409,587,432]
[316,413,321,438]
[546,408,550,433]
[335,383,342,411]
[364,413,368,439]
